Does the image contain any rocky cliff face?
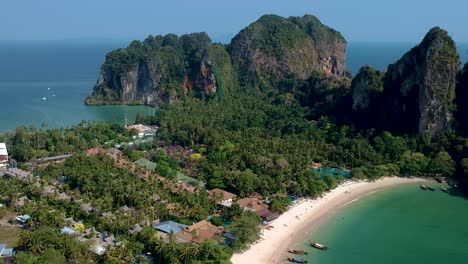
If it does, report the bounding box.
[383,27,459,137]
[86,33,236,106]
[352,66,384,111]
[351,27,460,137]
[351,66,385,130]
[87,14,348,105]
[228,14,347,92]
[456,63,468,135]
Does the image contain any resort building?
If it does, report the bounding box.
[235,196,280,222]
[85,147,103,156]
[170,182,197,194]
[15,214,31,224]
[105,148,123,160]
[154,220,188,238]
[0,243,15,257]
[91,245,106,256]
[207,188,237,207]
[60,220,121,256]
[61,226,79,235]
[126,124,158,138]
[129,224,143,234]
[2,168,32,178]
[235,197,268,212]
[0,143,8,168]
[256,208,280,222]
[175,220,224,245]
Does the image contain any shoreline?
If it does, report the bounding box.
[231,177,429,264]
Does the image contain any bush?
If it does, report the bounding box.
[190,153,202,161]
[428,152,455,176]
[210,215,224,227]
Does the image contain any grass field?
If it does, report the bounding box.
[0,209,21,248]
[0,226,20,248]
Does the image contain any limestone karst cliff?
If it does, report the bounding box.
[351,66,385,130]
[228,14,347,92]
[351,27,460,137]
[86,14,348,105]
[85,33,237,106]
[384,27,459,136]
[87,16,462,140]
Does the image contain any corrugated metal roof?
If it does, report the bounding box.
[1,248,14,256]
[154,221,188,234]
[0,143,8,156]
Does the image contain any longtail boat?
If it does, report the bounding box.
[441,187,448,193]
[288,249,308,255]
[310,242,328,250]
[420,184,428,190]
[287,257,308,263]
[427,186,435,191]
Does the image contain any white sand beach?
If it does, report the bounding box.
[231,177,428,264]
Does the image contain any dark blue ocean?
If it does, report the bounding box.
[0,41,467,132]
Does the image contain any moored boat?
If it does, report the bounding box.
[420,184,428,190]
[287,257,308,263]
[427,185,435,191]
[288,249,308,255]
[310,242,328,250]
[441,187,448,193]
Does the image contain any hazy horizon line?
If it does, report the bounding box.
[2,38,468,45]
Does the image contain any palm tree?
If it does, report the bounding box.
[179,244,197,264]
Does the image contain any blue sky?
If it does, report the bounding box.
[1,0,467,42]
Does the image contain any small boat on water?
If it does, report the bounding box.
[310,242,328,250]
[441,187,449,193]
[447,180,458,188]
[288,249,308,255]
[427,186,436,191]
[287,257,308,263]
[420,184,428,190]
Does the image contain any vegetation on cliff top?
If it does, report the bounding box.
[417,27,459,108]
[228,14,347,92]
[87,14,348,106]
[86,32,238,106]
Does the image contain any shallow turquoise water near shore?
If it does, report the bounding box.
[0,80,155,132]
[0,41,154,132]
[297,184,468,264]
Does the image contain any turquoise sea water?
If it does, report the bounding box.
[0,41,466,132]
[296,184,468,264]
[0,41,154,132]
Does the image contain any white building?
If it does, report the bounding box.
[126,124,158,138]
[207,188,237,207]
[0,143,8,168]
